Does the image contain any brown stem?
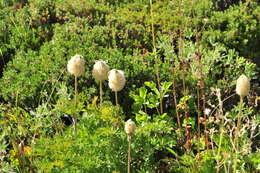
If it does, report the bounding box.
[197,87,201,136]
[197,87,201,153]
[201,82,207,149]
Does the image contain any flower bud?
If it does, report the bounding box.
[125,119,136,136]
[92,60,110,81]
[67,54,85,77]
[108,69,126,92]
[236,74,250,97]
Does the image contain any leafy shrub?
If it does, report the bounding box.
[0,0,259,111]
[202,1,260,65]
[0,17,157,112]
[32,104,178,172]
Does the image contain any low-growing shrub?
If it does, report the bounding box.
[32,104,178,172]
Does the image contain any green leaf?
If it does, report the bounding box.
[139,87,147,99]
[144,81,156,90]
[161,82,172,92]
[136,110,149,122]
[166,147,178,158]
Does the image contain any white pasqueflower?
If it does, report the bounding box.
[125,119,136,136]
[108,69,126,92]
[236,74,250,97]
[92,60,110,81]
[67,54,85,77]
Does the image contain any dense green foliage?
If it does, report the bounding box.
[0,0,259,172]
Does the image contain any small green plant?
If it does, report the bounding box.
[131,81,172,118]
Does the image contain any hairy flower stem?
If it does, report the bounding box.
[73,76,78,132]
[99,80,103,105]
[127,135,132,173]
[233,96,243,172]
[115,91,118,106]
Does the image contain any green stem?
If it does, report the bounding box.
[223,163,228,173]
[217,127,223,160]
[160,97,163,115]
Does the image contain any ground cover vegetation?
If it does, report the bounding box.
[0,0,259,172]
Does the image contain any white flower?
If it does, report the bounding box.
[205,108,211,116]
[108,69,126,92]
[125,119,136,136]
[203,18,209,23]
[67,54,85,77]
[236,74,250,97]
[92,60,110,81]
